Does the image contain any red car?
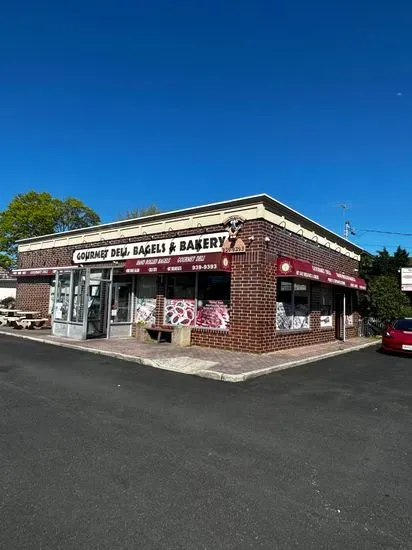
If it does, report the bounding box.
[382,318,412,354]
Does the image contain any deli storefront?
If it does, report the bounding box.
[14,194,367,353]
[15,231,235,341]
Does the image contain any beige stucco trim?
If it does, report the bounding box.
[18,205,262,253]
[17,201,360,261]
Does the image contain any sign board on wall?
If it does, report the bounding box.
[320,305,333,327]
[73,232,228,264]
[135,297,156,326]
[401,267,412,291]
[125,252,231,274]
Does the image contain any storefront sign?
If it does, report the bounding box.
[124,252,231,274]
[276,257,367,290]
[222,216,246,253]
[13,267,74,277]
[222,238,246,254]
[73,232,228,264]
[401,267,412,291]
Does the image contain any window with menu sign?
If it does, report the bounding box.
[276,279,310,330]
[164,274,196,326]
[196,272,230,330]
[163,272,231,329]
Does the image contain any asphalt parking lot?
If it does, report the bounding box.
[0,335,411,549]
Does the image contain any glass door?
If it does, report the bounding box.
[111,276,133,323]
[87,269,111,338]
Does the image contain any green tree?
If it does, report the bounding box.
[0,192,59,261]
[117,205,161,221]
[55,197,100,232]
[372,247,393,277]
[392,246,410,274]
[363,246,410,279]
[369,275,411,321]
[358,247,411,320]
[0,191,100,267]
[0,253,13,270]
[359,252,373,281]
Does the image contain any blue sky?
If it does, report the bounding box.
[0,1,411,254]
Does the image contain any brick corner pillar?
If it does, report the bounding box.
[155,295,165,327]
[229,251,276,353]
[154,275,166,327]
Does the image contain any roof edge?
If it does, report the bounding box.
[16,193,365,255]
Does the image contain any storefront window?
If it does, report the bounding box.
[320,286,333,328]
[71,270,86,323]
[112,275,133,323]
[54,273,71,321]
[135,275,157,325]
[165,274,196,326]
[163,273,231,329]
[166,274,196,299]
[49,282,55,315]
[196,273,230,329]
[276,279,310,330]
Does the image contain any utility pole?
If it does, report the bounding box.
[344,219,356,240]
[339,204,349,238]
[338,204,355,240]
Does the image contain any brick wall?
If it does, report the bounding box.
[15,277,51,319]
[191,250,277,352]
[16,218,362,352]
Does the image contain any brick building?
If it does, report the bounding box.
[14,194,366,352]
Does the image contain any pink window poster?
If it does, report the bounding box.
[196,300,230,330]
[164,299,196,326]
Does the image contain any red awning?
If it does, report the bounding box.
[124,252,231,274]
[276,257,367,290]
[13,267,74,277]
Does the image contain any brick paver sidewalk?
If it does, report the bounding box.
[0,326,380,382]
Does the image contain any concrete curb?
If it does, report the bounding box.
[0,330,165,370]
[199,340,381,382]
[0,330,380,382]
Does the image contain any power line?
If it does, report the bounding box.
[357,229,412,236]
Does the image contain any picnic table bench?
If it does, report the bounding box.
[10,318,48,330]
[0,309,20,317]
